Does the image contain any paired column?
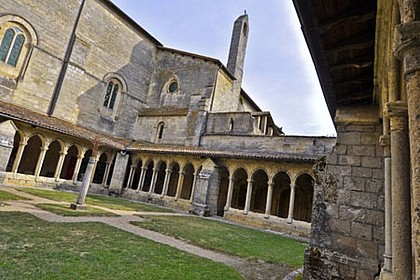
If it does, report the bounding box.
[148,167,159,195]
[11,141,27,173]
[243,179,253,214]
[287,183,296,223]
[161,168,172,198]
[101,161,112,187]
[264,180,274,217]
[174,171,185,200]
[189,171,199,203]
[53,151,67,181]
[72,155,84,184]
[224,176,235,210]
[385,101,412,280]
[124,164,136,190]
[136,166,147,192]
[34,146,48,178]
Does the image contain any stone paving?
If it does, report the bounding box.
[0,186,298,280]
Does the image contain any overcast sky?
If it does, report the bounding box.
[111,0,336,136]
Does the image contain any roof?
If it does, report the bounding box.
[0,100,127,149]
[293,0,377,118]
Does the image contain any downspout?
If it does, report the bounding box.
[48,0,86,116]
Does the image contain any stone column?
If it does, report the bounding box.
[71,156,96,210]
[174,171,185,200]
[72,155,84,184]
[89,156,99,184]
[265,180,274,217]
[148,167,159,195]
[243,178,253,214]
[394,8,420,277]
[124,164,136,190]
[136,166,147,192]
[11,141,26,173]
[224,176,235,210]
[101,161,112,187]
[385,101,412,280]
[287,183,296,223]
[189,171,199,203]
[161,168,172,198]
[53,151,67,181]
[34,146,48,178]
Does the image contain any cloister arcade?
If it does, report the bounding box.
[3,125,316,235]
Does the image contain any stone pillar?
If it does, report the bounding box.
[34,146,48,178]
[287,183,296,223]
[161,168,172,197]
[108,151,129,192]
[394,11,420,278]
[136,166,147,192]
[101,161,112,187]
[11,141,26,173]
[72,155,83,184]
[243,178,253,214]
[89,156,99,184]
[71,156,96,209]
[224,176,235,210]
[174,171,185,200]
[53,151,67,181]
[0,120,17,172]
[125,164,136,190]
[148,167,159,195]
[385,101,412,280]
[189,171,199,203]
[265,180,274,217]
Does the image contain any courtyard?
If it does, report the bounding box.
[0,186,306,280]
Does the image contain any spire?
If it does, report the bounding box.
[227,14,249,85]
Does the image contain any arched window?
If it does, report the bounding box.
[0,27,25,67]
[229,118,234,131]
[103,80,119,110]
[157,122,164,140]
[164,77,180,94]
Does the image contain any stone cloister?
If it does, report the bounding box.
[4,123,316,236]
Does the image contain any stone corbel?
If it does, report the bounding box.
[394,21,420,75]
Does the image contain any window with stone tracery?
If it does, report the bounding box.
[103,80,119,110]
[0,27,25,67]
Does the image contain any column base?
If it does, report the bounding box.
[70,203,87,210]
[190,202,211,216]
[287,218,293,224]
[379,269,393,280]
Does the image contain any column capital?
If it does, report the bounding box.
[394,21,420,75]
[228,176,236,181]
[267,180,274,186]
[384,101,408,119]
[179,171,186,176]
[246,178,254,184]
[379,135,391,147]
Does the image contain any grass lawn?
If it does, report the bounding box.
[132,216,307,267]
[35,203,119,217]
[0,212,242,280]
[17,188,172,213]
[0,189,30,201]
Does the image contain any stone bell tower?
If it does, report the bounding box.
[227,12,249,108]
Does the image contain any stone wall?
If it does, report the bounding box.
[304,110,384,279]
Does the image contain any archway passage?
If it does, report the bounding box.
[231,168,247,210]
[18,135,42,175]
[294,173,314,223]
[60,145,79,180]
[6,131,20,172]
[93,153,107,184]
[271,172,291,218]
[167,163,179,197]
[217,166,229,216]
[77,149,92,181]
[131,160,142,190]
[142,161,154,192]
[250,170,268,213]
[154,162,167,195]
[122,155,133,189]
[180,164,194,200]
[40,140,61,178]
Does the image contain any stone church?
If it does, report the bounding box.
[0,0,333,237]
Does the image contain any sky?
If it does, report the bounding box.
[111,0,336,136]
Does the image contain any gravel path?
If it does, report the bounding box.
[0,186,296,280]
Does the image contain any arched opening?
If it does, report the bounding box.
[156,122,164,141]
[131,159,143,190]
[271,172,291,218]
[180,163,194,200]
[92,153,107,184]
[18,135,42,175]
[231,168,248,210]
[77,149,92,181]
[250,170,268,214]
[106,155,116,186]
[60,145,79,180]
[294,173,314,223]
[167,163,179,197]
[217,166,229,216]
[154,161,167,195]
[142,161,154,192]
[39,140,62,178]
[6,131,20,172]
[122,155,133,189]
